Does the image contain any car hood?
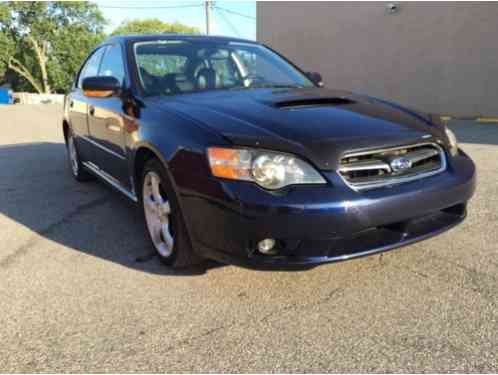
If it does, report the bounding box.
[156,87,445,170]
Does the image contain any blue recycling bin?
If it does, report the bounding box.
[0,88,13,104]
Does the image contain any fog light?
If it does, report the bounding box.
[258,238,277,254]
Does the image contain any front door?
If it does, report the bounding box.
[87,44,130,188]
[69,46,107,162]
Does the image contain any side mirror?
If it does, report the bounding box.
[82,76,121,98]
[306,72,324,87]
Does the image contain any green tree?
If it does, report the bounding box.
[0,1,106,93]
[111,18,199,36]
[0,3,14,81]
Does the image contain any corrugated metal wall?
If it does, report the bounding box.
[257,2,498,116]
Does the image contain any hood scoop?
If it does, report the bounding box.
[274,97,355,110]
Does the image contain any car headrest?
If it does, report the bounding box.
[196,68,218,90]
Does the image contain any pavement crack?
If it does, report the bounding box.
[432,255,498,305]
[259,287,343,324]
[163,287,344,354]
[409,268,429,278]
[164,323,234,352]
[259,302,299,323]
[0,195,110,269]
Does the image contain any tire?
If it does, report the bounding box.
[66,129,93,182]
[140,158,203,268]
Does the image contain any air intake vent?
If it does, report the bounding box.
[339,143,446,190]
[275,97,354,109]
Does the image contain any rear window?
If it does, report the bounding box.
[137,54,187,76]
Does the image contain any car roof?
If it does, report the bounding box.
[103,34,258,46]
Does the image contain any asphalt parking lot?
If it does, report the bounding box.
[0,104,497,372]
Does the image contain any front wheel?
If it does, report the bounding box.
[141,159,203,268]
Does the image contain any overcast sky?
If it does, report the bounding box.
[94,1,257,40]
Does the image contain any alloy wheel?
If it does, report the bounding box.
[143,171,175,257]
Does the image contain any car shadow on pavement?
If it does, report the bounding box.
[0,142,224,276]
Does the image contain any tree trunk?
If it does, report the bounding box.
[8,57,43,94]
[29,36,51,94]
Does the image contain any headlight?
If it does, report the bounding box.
[207,147,326,189]
[444,127,459,156]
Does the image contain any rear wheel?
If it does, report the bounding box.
[66,130,92,181]
[141,158,202,268]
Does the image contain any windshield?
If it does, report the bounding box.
[133,40,315,96]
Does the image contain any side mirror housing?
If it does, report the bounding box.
[82,76,121,98]
[306,72,324,87]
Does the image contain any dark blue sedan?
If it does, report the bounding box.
[63,35,475,269]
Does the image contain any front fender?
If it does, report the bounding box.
[128,103,231,238]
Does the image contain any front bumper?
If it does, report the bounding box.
[178,150,476,269]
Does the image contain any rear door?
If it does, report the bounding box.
[87,44,130,188]
[67,47,106,162]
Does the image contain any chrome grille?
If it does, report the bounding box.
[339,143,446,190]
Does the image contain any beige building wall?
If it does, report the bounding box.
[257,2,498,117]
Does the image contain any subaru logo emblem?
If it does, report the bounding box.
[390,157,412,173]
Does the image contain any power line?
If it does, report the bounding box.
[98,3,203,10]
[214,8,242,37]
[214,6,256,21]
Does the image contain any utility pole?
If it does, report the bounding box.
[205,1,214,35]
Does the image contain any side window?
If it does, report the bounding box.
[99,44,126,85]
[78,47,106,88]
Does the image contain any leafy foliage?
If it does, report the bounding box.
[0,1,106,93]
[111,18,200,36]
[0,4,201,93]
[0,3,14,80]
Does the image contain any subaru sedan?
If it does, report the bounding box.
[63,35,475,269]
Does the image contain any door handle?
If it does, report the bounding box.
[89,106,95,116]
